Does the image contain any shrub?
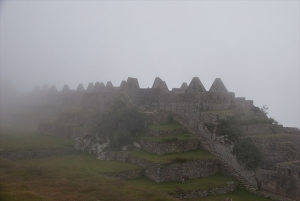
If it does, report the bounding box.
[232,138,263,170]
[93,97,146,150]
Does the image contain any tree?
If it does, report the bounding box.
[232,138,263,170]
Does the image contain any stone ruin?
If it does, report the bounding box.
[30,76,300,201]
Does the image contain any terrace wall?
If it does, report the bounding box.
[139,139,199,155]
[105,152,219,183]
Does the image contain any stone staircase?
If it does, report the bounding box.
[172,112,258,193]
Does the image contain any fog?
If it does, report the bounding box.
[0,1,299,127]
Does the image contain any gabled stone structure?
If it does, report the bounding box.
[86,83,94,92]
[76,84,85,92]
[32,85,41,92]
[120,80,127,92]
[61,84,71,93]
[94,82,105,92]
[186,77,206,93]
[181,82,188,89]
[152,77,169,91]
[209,78,228,93]
[41,84,49,92]
[106,81,114,90]
[126,77,140,92]
[48,85,58,93]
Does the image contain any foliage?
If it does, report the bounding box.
[232,138,263,170]
[93,97,145,150]
[215,118,263,170]
[215,118,240,142]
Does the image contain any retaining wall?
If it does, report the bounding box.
[0,147,74,160]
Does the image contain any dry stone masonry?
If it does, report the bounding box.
[31,76,300,201]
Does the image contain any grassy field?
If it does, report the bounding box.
[0,128,75,151]
[0,154,173,201]
[138,133,198,143]
[126,150,215,164]
[0,128,272,201]
[127,174,238,193]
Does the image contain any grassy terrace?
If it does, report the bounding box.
[127,174,238,193]
[138,133,198,143]
[0,128,75,151]
[0,153,169,201]
[147,123,185,131]
[126,150,215,164]
[250,133,297,138]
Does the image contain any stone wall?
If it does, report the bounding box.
[276,161,300,201]
[0,147,74,160]
[105,152,219,183]
[139,139,199,155]
[103,169,143,179]
[170,183,237,199]
[250,135,300,170]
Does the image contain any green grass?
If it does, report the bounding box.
[250,133,297,138]
[126,150,215,164]
[138,133,198,143]
[17,153,142,174]
[147,123,185,131]
[0,153,174,201]
[0,128,75,151]
[189,186,272,201]
[127,174,238,194]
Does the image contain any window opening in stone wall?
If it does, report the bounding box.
[287,169,291,176]
[298,172,300,178]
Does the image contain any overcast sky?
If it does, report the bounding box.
[0,1,299,128]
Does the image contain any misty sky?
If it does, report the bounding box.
[0,1,299,128]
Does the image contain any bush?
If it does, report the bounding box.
[93,97,146,150]
[232,138,262,170]
[215,118,240,142]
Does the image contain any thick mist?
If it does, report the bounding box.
[0,1,299,127]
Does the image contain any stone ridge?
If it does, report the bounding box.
[209,78,228,93]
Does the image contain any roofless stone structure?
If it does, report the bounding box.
[209,78,228,93]
[152,77,169,91]
[186,77,206,93]
[76,84,85,92]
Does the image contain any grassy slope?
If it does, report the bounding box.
[127,174,238,193]
[0,153,169,201]
[0,128,75,151]
[0,154,271,201]
[126,150,215,164]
